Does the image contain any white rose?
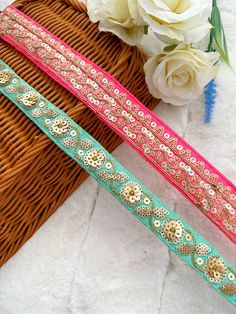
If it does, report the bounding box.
[144,44,219,106]
[86,0,144,45]
[138,0,212,43]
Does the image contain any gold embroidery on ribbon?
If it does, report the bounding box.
[1,62,236,300]
[1,8,235,237]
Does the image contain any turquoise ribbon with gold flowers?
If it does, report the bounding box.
[0,59,235,306]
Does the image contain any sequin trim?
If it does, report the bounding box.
[0,6,235,243]
[0,60,235,306]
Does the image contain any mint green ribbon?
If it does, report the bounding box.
[0,59,235,306]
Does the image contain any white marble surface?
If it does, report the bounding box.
[0,1,236,313]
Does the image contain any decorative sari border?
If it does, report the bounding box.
[0,59,236,306]
[0,6,235,243]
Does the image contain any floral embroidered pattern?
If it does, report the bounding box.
[162,219,184,243]
[120,182,143,206]
[0,53,236,306]
[98,170,128,183]
[50,117,71,138]
[0,6,235,242]
[0,70,13,86]
[220,283,236,296]
[84,149,106,170]
[17,91,39,109]
[195,243,211,256]
[204,256,227,283]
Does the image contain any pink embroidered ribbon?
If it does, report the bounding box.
[1,5,235,242]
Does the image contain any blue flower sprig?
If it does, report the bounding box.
[204,79,217,124]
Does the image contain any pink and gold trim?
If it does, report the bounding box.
[0,5,235,242]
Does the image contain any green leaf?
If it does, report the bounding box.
[144,26,148,35]
[209,0,230,65]
[164,44,177,52]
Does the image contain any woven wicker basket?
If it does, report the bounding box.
[0,0,157,266]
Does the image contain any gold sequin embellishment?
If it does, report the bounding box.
[84,149,106,170]
[204,256,227,283]
[50,117,71,138]
[120,182,143,206]
[18,91,39,108]
[0,70,13,86]
[162,219,184,243]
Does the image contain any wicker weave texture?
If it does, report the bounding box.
[0,0,157,266]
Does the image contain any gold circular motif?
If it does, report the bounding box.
[0,71,13,86]
[185,233,192,241]
[84,149,106,170]
[106,162,112,169]
[204,256,227,283]
[197,258,204,266]
[19,91,39,108]
[77,150,84,156]
[120,182,143,206]
[161,219,184,243]
[144,197,151,205]
[50,117,71,138]
[228,272,235,281]
[154,220,161,228]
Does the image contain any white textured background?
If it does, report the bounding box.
[0,1,235,313]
